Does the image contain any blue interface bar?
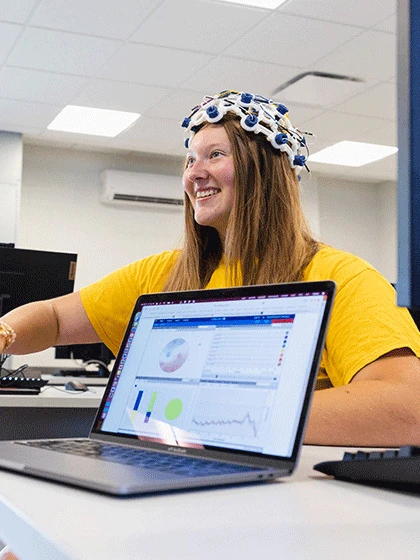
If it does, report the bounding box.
[153,315,295,328]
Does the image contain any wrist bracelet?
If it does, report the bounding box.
[0,321,16,351]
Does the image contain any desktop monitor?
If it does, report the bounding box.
[54,343,114,377]
[0,246,77,316]
[397,0,420,310]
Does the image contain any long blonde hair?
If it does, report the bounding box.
[164,114,318,291]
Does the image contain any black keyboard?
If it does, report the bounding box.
[0,375,48,394]
[18,439,255,477]
[314,446,420,488]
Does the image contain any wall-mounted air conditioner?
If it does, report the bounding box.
[99,170,184,208]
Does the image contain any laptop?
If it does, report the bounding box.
[0,281,335,496]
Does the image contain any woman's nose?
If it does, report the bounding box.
[187,159,208,182]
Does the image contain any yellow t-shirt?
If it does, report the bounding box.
[79,245,420,387]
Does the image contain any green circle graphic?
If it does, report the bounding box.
[165,398,183,420]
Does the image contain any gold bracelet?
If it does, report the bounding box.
[0,321,16,351]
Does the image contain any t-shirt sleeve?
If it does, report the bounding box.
[79,251,178,355]
[323,268,420,386]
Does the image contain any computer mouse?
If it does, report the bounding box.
[64,380,88,392]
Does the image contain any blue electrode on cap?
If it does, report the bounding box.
[293,155,306,167]
[240,92,254,105]
[274,133,289,145]
[181,90,310,173]
[242,113,259,131]
[206,105,222,123]
[276,104,289,115]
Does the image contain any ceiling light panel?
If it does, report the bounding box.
[47,106,140,137]
[308,141,398,167]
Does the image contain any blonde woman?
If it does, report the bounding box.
[2,90,420,448]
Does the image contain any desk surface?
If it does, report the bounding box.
[0,445,419,560]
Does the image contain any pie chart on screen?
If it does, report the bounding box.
[159,338,189,373]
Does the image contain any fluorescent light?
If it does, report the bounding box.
[308,141,398,167]
[47,105,140,137]
[215,0,288,9]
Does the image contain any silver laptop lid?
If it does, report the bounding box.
[91,282,335,467]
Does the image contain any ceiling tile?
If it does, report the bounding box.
[0,0,39,24]
[277,74,371,108]
[73,79,170,113]
[100,43,213,87]
[304,110,388,143]
[110,116,183,154]
[374,15,396,34]
[29,0,162,39]
[334,82,396,120]
[144,88,209,120]
[0,67,89,104]
[29,129,114,151]
[0,22,23,64]
[46,129,114,149]
[0,98,61,129]
[225,12,362,67]
[315,30,396,82]
[7,28,121,75]
[130,0,268,53]
[181,55,299,98]
[280,0,396,28]
[360,121,397,146]
[2,125,44,138]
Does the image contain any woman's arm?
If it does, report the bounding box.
[305,348,420,447]
[0,291,100,355]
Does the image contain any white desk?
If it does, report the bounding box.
[0,386,104,440]
[0,445,419,560]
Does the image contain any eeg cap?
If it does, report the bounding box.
[181,90,308,173]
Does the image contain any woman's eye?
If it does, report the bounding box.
[211,150,222,158]
[186,157,195,167]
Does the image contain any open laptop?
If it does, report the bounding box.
[0,281,335,496]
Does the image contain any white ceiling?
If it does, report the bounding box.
[0,0,398,182]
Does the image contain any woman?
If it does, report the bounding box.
[1,90,420,447]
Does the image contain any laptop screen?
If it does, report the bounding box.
[93,284,333,459]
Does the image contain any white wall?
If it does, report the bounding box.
[19,145,185,290]
[13,144,397,367]
[314,174,397,282]
[376,180,398,282]
[0,132,22,244]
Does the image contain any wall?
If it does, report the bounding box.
[13,144,396,367]
[19,145,185,289]
[0,132,22,244]
[315,175,397,280]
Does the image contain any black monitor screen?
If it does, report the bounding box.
[0,247,77,316]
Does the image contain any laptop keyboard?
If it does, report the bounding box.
[18,439,256,477]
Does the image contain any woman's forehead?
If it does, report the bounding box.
[187,124,231,152]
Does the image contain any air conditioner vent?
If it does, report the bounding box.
[113,193,183,206]
[100,170,183,209]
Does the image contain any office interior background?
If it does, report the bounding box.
[0,0,397,367]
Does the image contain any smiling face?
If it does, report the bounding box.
[182,124,236,242]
